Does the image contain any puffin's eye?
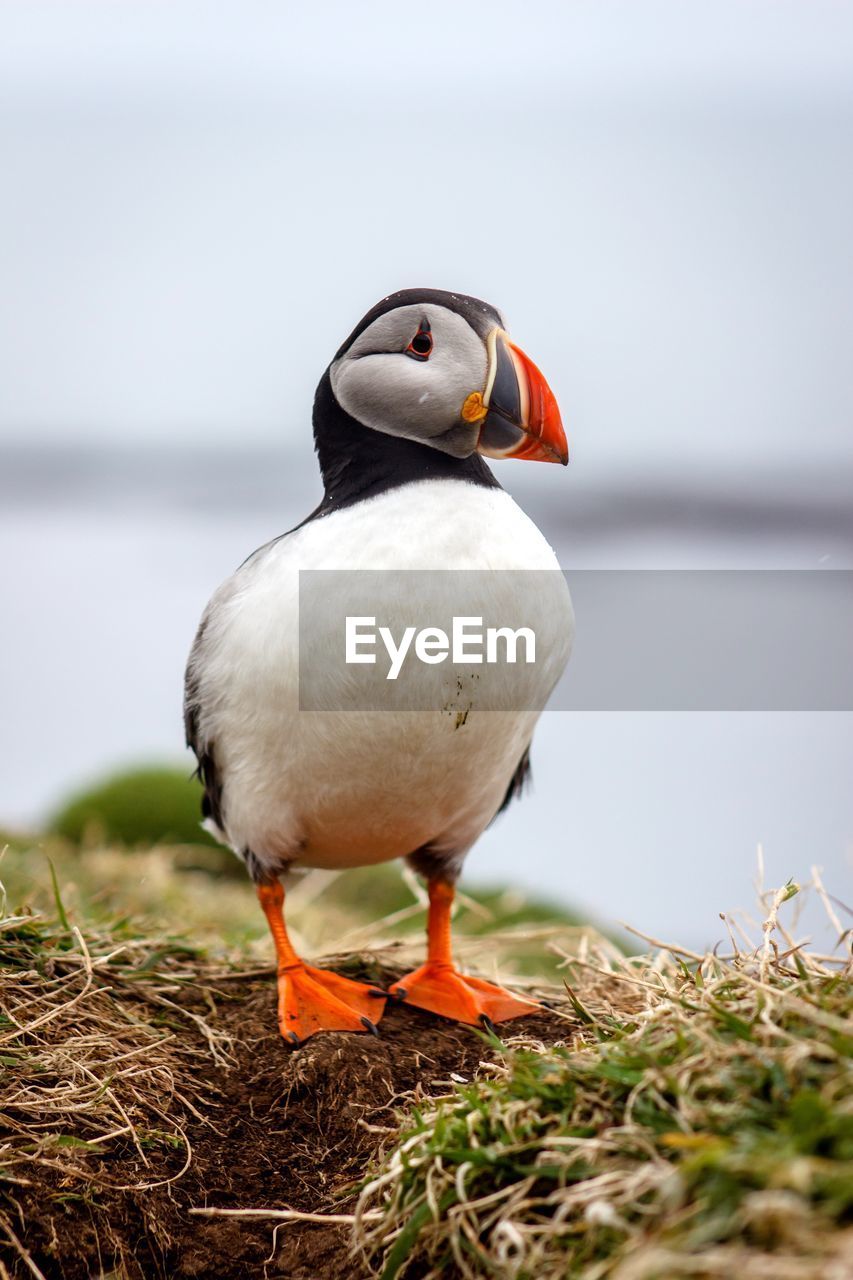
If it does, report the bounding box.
[406,325,433,361]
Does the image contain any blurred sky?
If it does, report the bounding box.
[1,1,851,947]
[1,0,853,474]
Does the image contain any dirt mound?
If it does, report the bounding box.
[8,959,571,1280]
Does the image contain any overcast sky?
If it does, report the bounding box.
[1,0,852,472]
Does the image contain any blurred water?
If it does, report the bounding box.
[2,445,851,950]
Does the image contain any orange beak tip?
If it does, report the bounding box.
[477,330,569,465]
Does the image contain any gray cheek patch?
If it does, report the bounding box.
[331,305,488,459]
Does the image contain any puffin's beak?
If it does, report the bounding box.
[474,328,568,465]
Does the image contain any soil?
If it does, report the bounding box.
[10,959,573,1280]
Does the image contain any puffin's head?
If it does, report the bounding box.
[328,288,568,465]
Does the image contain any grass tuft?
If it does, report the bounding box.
[0,861,238,1270]
[356,883,853,1280]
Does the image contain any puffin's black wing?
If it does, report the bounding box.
[183,614,225,833]
[492,744,532,821]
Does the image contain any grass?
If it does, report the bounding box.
[355,879,852,1279]
[49,765,222,851]
[0,831,849,1279]
[0,872,233,1274]
[0,835,611,982]
[0,836,601,1278]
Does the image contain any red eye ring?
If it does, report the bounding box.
[406,324,432,361]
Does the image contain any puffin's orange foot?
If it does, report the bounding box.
[276,963,386,1046]
[388,963,540,1028]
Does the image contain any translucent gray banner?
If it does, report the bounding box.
[297,570,853,712]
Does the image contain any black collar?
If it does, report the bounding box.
[300,369,501,526]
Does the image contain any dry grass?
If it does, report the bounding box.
[0,893,238,1276]
[355,876,853,1279]
[0,838,605,978]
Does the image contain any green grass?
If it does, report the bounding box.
[50,764,220,850]
[357,888,853,1279]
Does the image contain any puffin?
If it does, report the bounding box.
[184,289,574,1044]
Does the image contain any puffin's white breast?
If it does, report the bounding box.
[191,479,573,874]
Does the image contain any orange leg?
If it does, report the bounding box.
[387,879,540,1027]
[257,882,386,1045]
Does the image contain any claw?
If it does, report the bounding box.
[361,1016,380,1036]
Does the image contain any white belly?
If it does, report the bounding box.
[191,479,573,876]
